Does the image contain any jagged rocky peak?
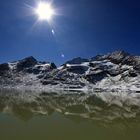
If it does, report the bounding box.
[105,51,140,70]
[16,56,38,71]
[50,62,57,69]
[90,50,130,63]
[15,56,57,74]
[64,57,89,64]
[0,56,57,75]
[90,54,105,61]
[108,50,129,57]
[106,50,130,64]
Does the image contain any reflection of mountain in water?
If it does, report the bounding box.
[0,89,140,124]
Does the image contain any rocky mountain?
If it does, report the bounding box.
[0,50,140,93]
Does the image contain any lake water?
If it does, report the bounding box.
[0,89,140,140]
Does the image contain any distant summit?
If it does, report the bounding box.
[64,57,89,65]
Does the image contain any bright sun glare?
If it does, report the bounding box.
[35,2,54,21]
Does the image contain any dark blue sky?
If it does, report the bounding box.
[0,0,140,65]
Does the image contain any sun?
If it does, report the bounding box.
[35,2,54,21]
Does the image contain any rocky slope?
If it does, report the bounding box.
[0,51,140,93]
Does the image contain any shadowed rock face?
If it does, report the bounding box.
[0,51,140,92]
[50,62,57,69]
[0,63,9,76]
[16,56,38,71]
[85,71,108,84]
[0,63,9,71]
[67,65,89,74]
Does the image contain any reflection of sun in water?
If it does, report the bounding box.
[35,2,54,21]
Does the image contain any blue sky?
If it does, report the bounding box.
[0,0,140,65]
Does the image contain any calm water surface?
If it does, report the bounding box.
[0,89,140,140]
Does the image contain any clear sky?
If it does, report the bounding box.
[0,0,140,65]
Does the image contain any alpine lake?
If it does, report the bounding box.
[0,89,140,140]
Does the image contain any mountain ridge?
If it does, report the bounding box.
[0,50,140,93]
